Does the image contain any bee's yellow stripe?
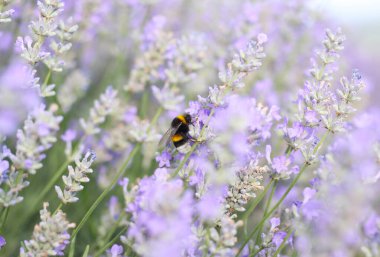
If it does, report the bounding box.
[172,134,184,142]
[177,115,187,124]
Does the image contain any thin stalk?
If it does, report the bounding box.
[149,107,163,132]
[0,207,9,232]
[139,89,149,118]
[98,212,126,250]
[71,144,141,239]
[18,158,71,230]
[53,203,63,215]
[94,227,128,257]
[242,179,274,225]
[249,246,265,257]
[41,69,52,92]
[82,245,90,257]
[254,180,278,246]
[68,236,76,257]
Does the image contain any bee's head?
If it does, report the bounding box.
[184,114,192,124]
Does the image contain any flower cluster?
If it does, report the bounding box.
[16,0,78,97]
[80,86,120,136]
[20,203,75,257]
[55,151,96,204]
[0,0,14,23]
[9,104,62,174]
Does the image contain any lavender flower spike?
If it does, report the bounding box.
[55,151,96,204]
[80,86,120,135]
[10,104,63,175]
[20,202,75,257]
[0,0,15,23]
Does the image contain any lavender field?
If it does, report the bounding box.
[0,0,379,256]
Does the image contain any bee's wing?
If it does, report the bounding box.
[158,124,181,148]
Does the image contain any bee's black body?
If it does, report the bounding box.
[171,114,191,147]
[159,114,192,148]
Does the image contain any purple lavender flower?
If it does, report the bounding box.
[127,169,194,257]
[107,244,124,257]
[0,235,5,249]
[61,129,77,143]
[155,150,172,168]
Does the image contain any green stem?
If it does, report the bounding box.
[242,179,274,222]
[53,203,63,215]
[99,213,126,249]
[34,160,70,207]
[149,107,163,132]
[254,180,278,246]
[249,246,265,257]
[82,245,90,257]
[71,144,141,239]
[272,229,293,257]
[139,89,149,118]
[68,236,76,257]
[41,69,52,93]
[94,227,128,257]
[0,207,9,232]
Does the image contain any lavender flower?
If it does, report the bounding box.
[225,162,268,215]
[16,0,78,97]
[152,84,184,110]
[61,129,77,158]
[0,0,14,23]
[80,86,120,135]
[204,216,243,256]
[266,145,299,180]
[126,169,194,257]
[57,70,90,112]
[20,203,75,257]
[106,244,124,257]
[9,104,62,174]
[0,235,5,249]
[55,151,96,204]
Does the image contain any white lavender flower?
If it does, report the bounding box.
[164,34,207,84]
[152,84,185,110]
[0,9,14,23]
[231,34,267,73]
[0,168,30,207]
[126,119,160,143]
[55,151,96,204]
[205,216,242,256]
[58,70,90,112]
[20,202,75,257]
[16,0,77,97]
[16,36,50,66]
[80,86,120,135]
[225,162,268,215]
[9,104,62,174]
[124,30,173,93]
[0,0,14,23]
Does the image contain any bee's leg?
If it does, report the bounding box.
[187,133,202,143]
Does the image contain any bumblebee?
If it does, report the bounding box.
[159,114,193,149]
